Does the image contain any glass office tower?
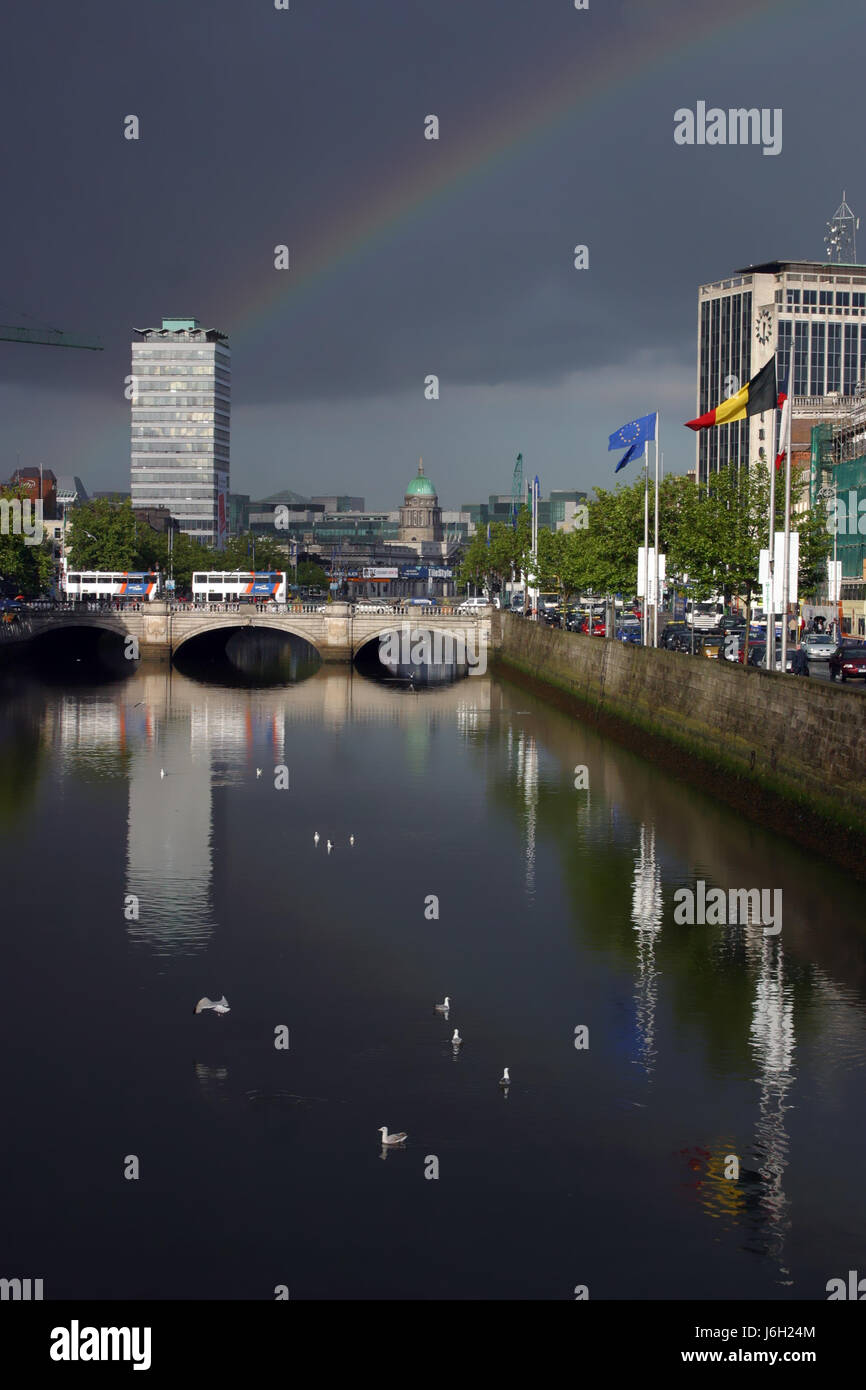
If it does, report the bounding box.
[697,262,866,485]
[130,317,230,546]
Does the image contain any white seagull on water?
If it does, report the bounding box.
[313,832,320,845]
[435,996,450,1013]
[194,996,230,1015]
[452,1029,462,1048]
[499,1068,510,1087]
[160,768,166,779]
[256,768,263,778]
[327,840,333,854]
[378,1126,407,1146]
[349,835,354,846]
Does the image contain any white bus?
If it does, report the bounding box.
[192,571,287,604]
[63,571,162,602]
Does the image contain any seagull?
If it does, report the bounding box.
[435,997,450,1012]
[499,1067,510,1087]
[160,768,166,779]
[378,1126,407,1146]
[452,1029,462,1048]
[349,835,354,846]
[194,996,230,1015]
[313,832,320,845]
[256,768,263,778]
[327,840,333,854]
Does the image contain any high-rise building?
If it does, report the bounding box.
[696,260,866,484]
[130,317,230,546]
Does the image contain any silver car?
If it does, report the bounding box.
[802,633,836,660]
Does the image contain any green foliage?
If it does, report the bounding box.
[296,560,327,588]
[68,497,137,570]
[0,485,56,596]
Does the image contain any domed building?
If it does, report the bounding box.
[399,459,443,544]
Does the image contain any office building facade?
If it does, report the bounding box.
[130,317,230,546]
[696,260,866,483]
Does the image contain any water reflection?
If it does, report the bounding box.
[630,824,663,1079]
[1,659,864,1298]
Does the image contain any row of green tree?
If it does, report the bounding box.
[0,492,328,597]
[457,463,832,608]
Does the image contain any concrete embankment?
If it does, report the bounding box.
[493,613,866,868]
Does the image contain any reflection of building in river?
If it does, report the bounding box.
[630,824,663,1078]
[126,718,216,955]
[505,725,539,898]
[744,931,795,1283]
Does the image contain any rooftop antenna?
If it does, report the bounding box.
[825,190,859,263]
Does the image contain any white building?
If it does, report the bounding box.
[696,260,866,483]
[130,317,230,547]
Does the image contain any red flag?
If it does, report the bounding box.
[774,385,789,470]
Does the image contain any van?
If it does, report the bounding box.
[457,597,491,613]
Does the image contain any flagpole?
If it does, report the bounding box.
[780,338,795,674]
[653,414,660,648]
[766,400,777,671]
[643,443,649,648]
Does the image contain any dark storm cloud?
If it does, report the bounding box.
[0,0,861,496]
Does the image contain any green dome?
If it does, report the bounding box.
[406,461,436,497]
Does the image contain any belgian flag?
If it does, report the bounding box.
[685,359,777,431]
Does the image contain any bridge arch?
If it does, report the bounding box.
[171,618,322,657]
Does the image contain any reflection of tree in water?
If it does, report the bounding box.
[0,688,44,828]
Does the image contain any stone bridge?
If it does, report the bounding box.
[0,602,492,664]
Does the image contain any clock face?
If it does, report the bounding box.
[756,309,773,346]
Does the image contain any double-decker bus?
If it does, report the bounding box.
[191,571,287,604]
[63,571,162,602]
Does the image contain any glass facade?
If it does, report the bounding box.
[776,315,866,396]
[698,289,751,481]
[130,324,230,546]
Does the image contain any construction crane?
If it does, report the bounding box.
[510,452,524,528]
[0,323,102,350]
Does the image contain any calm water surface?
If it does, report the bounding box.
[1,643,864,1300]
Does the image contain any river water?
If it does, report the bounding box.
[1,634,864,1300]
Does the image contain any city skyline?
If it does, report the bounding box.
[0,0,862,508]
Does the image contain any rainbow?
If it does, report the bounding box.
[230,0,809,345]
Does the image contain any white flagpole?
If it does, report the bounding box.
[643,442,649,647]
[653,414,660,648]
[780,339,795,673]
[766,398,778,671]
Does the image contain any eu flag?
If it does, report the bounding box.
[608,412,656,472]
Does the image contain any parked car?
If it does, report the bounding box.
[456,597,491,614]
[829,644,866,681]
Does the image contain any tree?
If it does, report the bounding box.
[0,485,55,596]
[218,531,286,573]
[296,560,327,588]
[68,497,137,570]
[537,526,592,605]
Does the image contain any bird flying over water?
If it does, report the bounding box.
[194,996,230,1015]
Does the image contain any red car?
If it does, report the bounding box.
[829,644,866,682]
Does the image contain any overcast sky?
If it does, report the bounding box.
[0,0,859,510]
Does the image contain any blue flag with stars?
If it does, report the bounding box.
[608,412,656,472]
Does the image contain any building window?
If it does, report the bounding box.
[827,322,841,391]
